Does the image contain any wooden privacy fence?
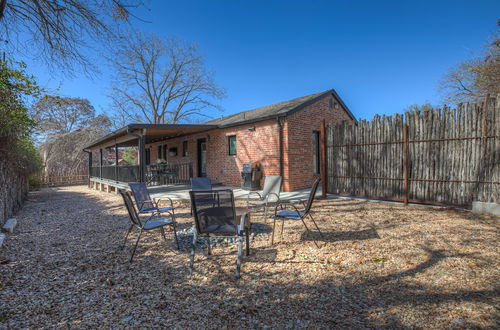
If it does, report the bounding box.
[327,96,499,207]
[41,169,88,187]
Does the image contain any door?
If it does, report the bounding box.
[197,138,207,177]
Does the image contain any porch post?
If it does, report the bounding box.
[99,148,103,179]
[114,143,118,182]
[138,135,146,183]
[88,151,92,186]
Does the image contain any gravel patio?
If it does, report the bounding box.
[0,185,498,328]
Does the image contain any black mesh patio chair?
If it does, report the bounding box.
[129,182,176,216]
[189,189,250,278]
[190,177,217,214]
[246,175,282,223]
[119,190,179,263]
[271,178,323,248]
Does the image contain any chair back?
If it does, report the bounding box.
[129,183,154,211]
[261,176,282,202]
[304,178,321,215]
[191,177,212,191]
[190,189,237,235]
[119,189,142,227]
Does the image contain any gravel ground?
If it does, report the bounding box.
[0,185,498,328]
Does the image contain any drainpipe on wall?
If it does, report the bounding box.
[276,117,284,178]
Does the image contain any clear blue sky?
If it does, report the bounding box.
[23,0,500,121]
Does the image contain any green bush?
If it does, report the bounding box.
[28,176,43,191]
[0,60,42,177]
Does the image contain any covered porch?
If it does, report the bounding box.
[83,123,217,193]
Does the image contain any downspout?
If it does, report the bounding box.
[128,129,145,183]
[277,117,284,178]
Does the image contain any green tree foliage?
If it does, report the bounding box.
[0,60,42,174]
[121,148,138,165]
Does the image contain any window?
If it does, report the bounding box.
[312,131,320,174]
[228,135,237,155]
[182,141,188,157]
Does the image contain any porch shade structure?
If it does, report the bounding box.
[83,123,217,183]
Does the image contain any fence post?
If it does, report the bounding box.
[320,119,328,198]
[403,123,409,205]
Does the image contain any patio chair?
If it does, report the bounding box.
[189,189,250,278]
[190,177,216,214]
[271,178,323,248]
[246,175,282,223]
[129,182,176,216]
[119,189,179,263]
[191,177,213,190]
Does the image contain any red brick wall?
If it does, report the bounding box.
[282,94,354,191]
[146,93,354,191]
[147,119,281,187]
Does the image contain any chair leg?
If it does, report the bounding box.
[271,216,277,245]
[130,228,143,263]
[172,222,180,250]
[189,230,197,274]
[309,213,324,238]
[300,217,320,249]
[122,224,134,250]
[160,227,168,242]
[207,236,212,256]
[245,229,250,256]
[236,236,243,279]
[280,218,285,240]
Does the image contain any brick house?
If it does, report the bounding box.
[84,89,355,192]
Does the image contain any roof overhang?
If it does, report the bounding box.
[83,123,218,151]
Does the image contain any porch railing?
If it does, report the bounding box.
[146,162,193,185]
[89,162,192,185]
[89,165,140,183]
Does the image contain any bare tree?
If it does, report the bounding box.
[41,114,111,173]
[32,95,96,136]
[440,21,500,104]
[110,33,226,124]
[0,0,146,74]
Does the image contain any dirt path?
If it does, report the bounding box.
[0,186,498,328]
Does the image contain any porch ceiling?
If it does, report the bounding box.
[84,123,218,151]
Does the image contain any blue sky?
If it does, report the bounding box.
[21,0,500,121]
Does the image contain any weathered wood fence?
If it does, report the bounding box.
[40,169,88,187]
[327,96,499,207]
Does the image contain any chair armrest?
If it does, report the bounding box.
[264,192,280,204]
[154,196,174,207]
[246,191,262,199]
[246,191,262,207]
[139,200,157,211]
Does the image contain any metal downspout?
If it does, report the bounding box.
[277,117,284,178]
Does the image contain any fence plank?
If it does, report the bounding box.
[327,97,500,207]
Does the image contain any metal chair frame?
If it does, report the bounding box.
[189,189,250,278]
[246,175,282,223]
[119,189,180,263]
[271,178,323,248]
[128,182,176,216]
